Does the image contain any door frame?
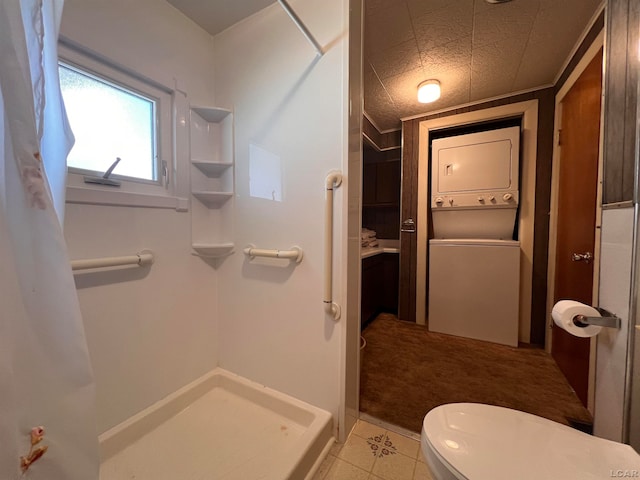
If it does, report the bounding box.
[546,30,605,414]
[415,100,539,343]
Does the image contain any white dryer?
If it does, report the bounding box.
[431,126,520,239]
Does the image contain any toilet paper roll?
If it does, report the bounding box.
[552,300,602,338]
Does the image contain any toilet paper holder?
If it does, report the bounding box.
[572,307,621,329]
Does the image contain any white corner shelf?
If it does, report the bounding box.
[189,105,234,259]
[191,106,231,123]
[191,161,233,177]
[192,191,233,207]
[192,242,235,258]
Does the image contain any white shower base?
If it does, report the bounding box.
[99,368,334,480]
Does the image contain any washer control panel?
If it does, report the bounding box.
[432,191,519,208]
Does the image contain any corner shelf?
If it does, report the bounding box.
[189,106,235,258]
[192,191,233,207]
[191,107,231,123]
[192,161,233,177]
[192,242,235,258]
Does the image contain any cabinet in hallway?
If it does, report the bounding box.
[361,142,401,330]
[361,253,399,329]
[362,145,401,239]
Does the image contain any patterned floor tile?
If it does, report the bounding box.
[338,434,377,471]
[353,419,386,439]
[324,458,370,480]
[330,441,344,457]
[323,418,433,480]
[312,453,336,480]
[384,430,420,458]
[371,451,417,480]
[366,432,399,459]
[413,460,434,480]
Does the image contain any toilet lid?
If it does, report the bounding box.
[422,403,640,480]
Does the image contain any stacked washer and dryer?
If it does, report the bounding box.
[428,126,520,347]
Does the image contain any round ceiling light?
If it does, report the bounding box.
[417,80,441,103]
[484,0,513,3]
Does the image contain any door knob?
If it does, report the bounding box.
[571,252,593,263]
[401,218,416,233]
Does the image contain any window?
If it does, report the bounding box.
[59,63,158,182]
[58,43,182,208]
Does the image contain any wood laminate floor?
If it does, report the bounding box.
[360,313,592,433]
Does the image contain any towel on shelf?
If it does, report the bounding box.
[361,228,378,247]
[361,228,377,239]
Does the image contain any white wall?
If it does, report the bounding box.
[61,0,215,101]
[595,206,634,441]
[213,0,347,423]
[60,0,219,434]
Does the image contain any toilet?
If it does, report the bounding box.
[421,403,640,480]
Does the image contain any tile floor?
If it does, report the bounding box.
[312,419,434,480]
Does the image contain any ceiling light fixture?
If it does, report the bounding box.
[484,0,513,3]
[417,80,441,103]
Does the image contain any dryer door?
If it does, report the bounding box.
[431,126,520,197]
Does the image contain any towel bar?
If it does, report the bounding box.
[71,250,154,271]
[243,245,303,263]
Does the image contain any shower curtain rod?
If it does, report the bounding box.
[277,0,324,56]
[71,251,154,271]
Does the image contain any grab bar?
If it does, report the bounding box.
[243,245,304,263]
[71,250,154,271]
[325,171,342,321]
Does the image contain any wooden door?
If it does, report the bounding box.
[552,49,603,407]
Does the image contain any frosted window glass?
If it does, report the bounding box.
[59,64,156,181]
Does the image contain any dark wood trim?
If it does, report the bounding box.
[622,0,639,202]
[363,115,401,150]
[530,88,556,345]
[398,120,419,321]
[602,0,638,204]
[555,9,605,93]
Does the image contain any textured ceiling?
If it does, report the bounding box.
[166,0,603,133]
[365,0,604,131]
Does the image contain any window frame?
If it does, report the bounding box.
[58,42,187,210]
[59,60,161,185]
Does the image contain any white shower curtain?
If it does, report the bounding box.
[0,1,98,479]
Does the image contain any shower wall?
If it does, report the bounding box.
[61,0,218,434]
[595,207,634,441]
[60,0,350,435]
[213,0,348,421]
